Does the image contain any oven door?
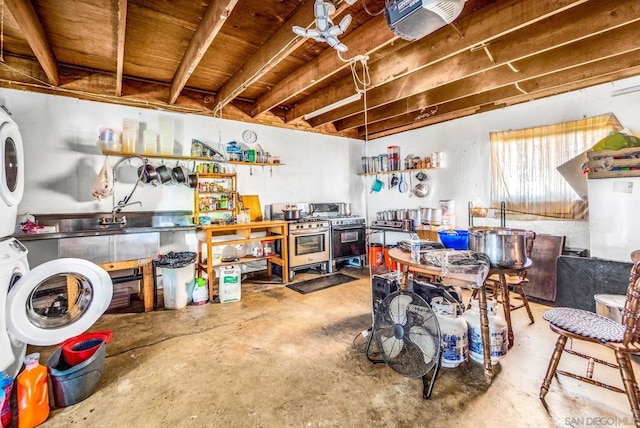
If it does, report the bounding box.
[332,226,366,259]
[289,230,330,267]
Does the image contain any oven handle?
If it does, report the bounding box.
[290,228,330,235]
[331,225,365,231]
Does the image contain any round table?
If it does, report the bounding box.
[388,248,495,384]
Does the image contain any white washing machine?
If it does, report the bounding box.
[0,108,113,379]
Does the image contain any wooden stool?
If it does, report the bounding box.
[98,257,155,312]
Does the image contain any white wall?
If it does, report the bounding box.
[0,89,366,219]
[367,75,640,249]
[5,73,640,251]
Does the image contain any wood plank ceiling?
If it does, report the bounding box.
[0,0,638,140]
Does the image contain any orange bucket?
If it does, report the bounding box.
[369,243,383,266]
[384,245,397,270]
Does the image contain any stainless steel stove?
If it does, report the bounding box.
[311,203,366,272]
[268,203,330,281]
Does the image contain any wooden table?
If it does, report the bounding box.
[388,248,495,384]
[488,260,531,349]
[98,257,155,312]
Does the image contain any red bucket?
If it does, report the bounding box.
[58,331,112,366]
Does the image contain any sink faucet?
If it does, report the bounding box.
[100,201,142,226]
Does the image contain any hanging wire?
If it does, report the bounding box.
[361,0,386,16]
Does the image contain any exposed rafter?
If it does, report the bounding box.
[115,0,128,96]
[251,15,396,117]
[4,0,58,86]
[169,0,239,104]
[332,0,640,131]
[286,0,591,123]
[213,0,350,110]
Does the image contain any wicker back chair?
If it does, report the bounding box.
[540,249,640,426]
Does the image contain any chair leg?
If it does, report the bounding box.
[468,288,478,310]
[616,350,640,426]
[515,284,535,323]
[540,335,568,399]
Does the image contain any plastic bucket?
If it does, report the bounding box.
[369,243,383,266]
[594,294,625,324]
[47,342,106,407]
[384,245,397,270]
[59,331,112,366]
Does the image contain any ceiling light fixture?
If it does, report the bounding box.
[611,85,640,97]
[303,93,362,120]
[293,0,356,53]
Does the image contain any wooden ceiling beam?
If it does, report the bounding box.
[251,15,396,117]
[362,50,640,137]
[366,64,640,139]
[169,0,239,104]
[213,0,351,110]
[4,0,59,86]
[324,4,640,129]
[115,0,128,96]
[0,55,351,138]
[285,0,590,123]
[349,23,640,131]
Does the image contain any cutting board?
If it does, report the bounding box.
[240,195,262,221]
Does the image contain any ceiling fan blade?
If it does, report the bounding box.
[335,43,348,53]
[306,28,321,38]
[338,14,352,33]
[381,334,403,360]
[389,294,412,325]
[316,16,330,32]
[409,326,437,364]
[326,25,342,37]
[292,26,307,37]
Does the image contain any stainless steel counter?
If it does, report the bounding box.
[11,211,196,241]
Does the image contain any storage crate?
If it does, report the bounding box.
[107,283,131,310]
[587,147,640,179]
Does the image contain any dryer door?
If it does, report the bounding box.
[0,119,24,207]
[6,258,113,346]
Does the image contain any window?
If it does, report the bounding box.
[490,114,622,220]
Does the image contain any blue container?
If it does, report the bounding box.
[47,342,106,407]
[438,229,469,250]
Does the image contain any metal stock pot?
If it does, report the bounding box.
[468,227,534,268]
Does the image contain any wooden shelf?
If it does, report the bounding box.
[196,254,283,269]
[587,147,640,179]
[102,150,212,161]
[227,161,285,166]
[102,151,285,166]
[357,167,441,176]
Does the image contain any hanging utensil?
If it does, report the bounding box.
[390,173,399,188]
[408,172,413,198]
[399,173,408,193]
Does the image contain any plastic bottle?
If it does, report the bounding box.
[0,371,13,427]
[17,353,49,428]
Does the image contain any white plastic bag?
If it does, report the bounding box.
[92,157,114,200]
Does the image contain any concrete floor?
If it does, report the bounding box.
[32,267,636,427]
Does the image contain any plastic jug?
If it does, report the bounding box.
[0,371,13,427]
[17,353,49,428]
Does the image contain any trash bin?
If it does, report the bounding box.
[157,252,197,309]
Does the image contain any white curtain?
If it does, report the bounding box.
[490,114,622,220]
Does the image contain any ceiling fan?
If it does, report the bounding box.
[292,0,356,53]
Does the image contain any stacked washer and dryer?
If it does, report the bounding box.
[0,107,113,379]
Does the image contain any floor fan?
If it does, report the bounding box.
[366,278,442,399]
